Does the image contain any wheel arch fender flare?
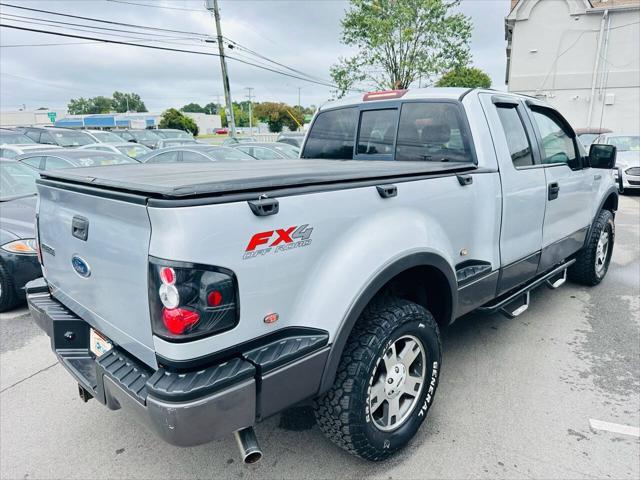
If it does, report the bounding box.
[317,252,457,394]
[586,187,618,247]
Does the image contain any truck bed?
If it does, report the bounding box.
[39,159,475,199]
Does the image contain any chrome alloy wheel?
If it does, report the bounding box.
[367,335,426,432]
[595,229,610,277]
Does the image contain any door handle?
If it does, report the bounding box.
[71,215,89,241]
[548,182,560,201]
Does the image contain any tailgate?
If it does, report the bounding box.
[37,183,156,368]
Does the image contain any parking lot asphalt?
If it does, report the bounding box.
[1,196,638,480]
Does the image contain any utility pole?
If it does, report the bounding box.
[205,0,236,137]
[245,87,254,135]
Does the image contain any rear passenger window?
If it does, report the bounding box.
[20,156,43,169]
[357,109,397,155]
[395,103,474,162]
[301,107,357,159]
[496,106,535,167]
[44,156,73,170]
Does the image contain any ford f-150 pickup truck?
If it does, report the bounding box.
[27,88,619,463]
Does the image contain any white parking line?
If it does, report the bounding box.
[589,419,640,438]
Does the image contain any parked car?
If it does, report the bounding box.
[231,142,300,160]
[221,136,258,146]
[0,144,62,159]
[82,130,126,144]
[78,142,150,160]
[20,127,97,147]
[112,129,161,149]
[593,133,640,193]
[575,127,612,149]
[0,159,41,312]
[277,131,306,147]
[153,129,194,140]
[154,139,200,150]
[26,88,619,464]
[0,128,36,145]
[215,127,229,135]
[141,145,254,163]
[18,149,137,171]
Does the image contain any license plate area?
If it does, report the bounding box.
[90,328,113,358]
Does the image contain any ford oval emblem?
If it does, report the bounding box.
[71,255,91,278]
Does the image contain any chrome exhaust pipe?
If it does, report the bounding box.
[234,427,262,464]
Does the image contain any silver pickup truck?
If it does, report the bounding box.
[27,88,619,463]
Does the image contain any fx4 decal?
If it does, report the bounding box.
[243,224,314,259]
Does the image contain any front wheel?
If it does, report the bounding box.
[568,209,615,286]
[314,297,442,461]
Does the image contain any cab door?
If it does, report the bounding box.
[480,94,547,294]
[524,103,592,272]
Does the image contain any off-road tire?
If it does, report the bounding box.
[568,209,614,286]
[314,297,442,461]
[0,263,18,313]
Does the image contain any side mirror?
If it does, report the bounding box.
[588,144,617,169]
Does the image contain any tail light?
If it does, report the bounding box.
[149,258,239,342]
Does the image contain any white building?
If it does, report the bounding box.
[183,112,222,135]
[0,109,66,128]
[505,0,640,132]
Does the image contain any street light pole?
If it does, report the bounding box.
[206,0,236,137]
[245,87,254,135]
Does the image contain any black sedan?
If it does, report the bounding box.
[17,149,137,171]
[141,145,254,163]
[0,159,41,311]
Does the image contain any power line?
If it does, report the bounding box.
[0,2,339,87]
[0,2,210,37]
[105,0,206,12]
[0,23,341,89]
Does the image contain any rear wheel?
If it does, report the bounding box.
[569,209,615,286]
[314,297,441,461]
[0,264,18,313]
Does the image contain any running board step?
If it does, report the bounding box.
[477,260,575,318]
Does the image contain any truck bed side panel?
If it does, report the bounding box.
[148,172,501,362]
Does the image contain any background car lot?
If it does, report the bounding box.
[1,194,637,479]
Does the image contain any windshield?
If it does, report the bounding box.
[0,162,39,200]
[164,130,193,139]
[272,144,300,159]
[89,131,123,143]
[206,147,254,161]
[578,133,599,147]
[115,144,149,159]
[53,130,95,147]
[131,130,160,142]
[0,131,36,145]
[70,152,137,167]
[606,136,640,152]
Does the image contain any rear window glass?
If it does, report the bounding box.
[395,103,473,162]
[301,107,357,159]
[357,109,397,155]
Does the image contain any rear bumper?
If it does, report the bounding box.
[27,278,329,447]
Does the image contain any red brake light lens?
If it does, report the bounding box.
[162,307,200,335]
[160,267,176,285]
[363,89,408,101]
[149,259,239,342]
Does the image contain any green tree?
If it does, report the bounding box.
[67,96,113,114]
[159,108,199,136]
[204,102,220,114]
[253,102,303,133]
[220,102,257,128]
[436,66,491,88]
[331,0,472,97]
[112,91,147,113]
[181,102,206,113]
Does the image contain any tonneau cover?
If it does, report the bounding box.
[39,159,474,198]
